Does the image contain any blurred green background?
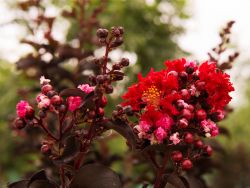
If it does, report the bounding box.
[0,0,250,187]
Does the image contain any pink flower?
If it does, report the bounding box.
[216,110,225,121]
[16,100,30,118]
[78,84,94,94]
[36,94,51,109]
[154,127,167,143]
[40,76,51,85]
[139,120,151,132]
[67,96,82,111]
[155,115,173,130]
[201,119,219,137]
[170,132,181,145]
[184,61,197,69]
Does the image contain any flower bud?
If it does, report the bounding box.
[25,106,35,119]
[41,84,53,94]
[171,151,183,162]
[38,110,46,118]
[204,145,213,156]
[47,90,57,98]
[51,95,62,105]
[41,144,51,154]
[100,96,108,107]
[110,37,123,48]
[194,140,203,148]
[184,132,194,143]
[105,85,113,94]
[98,108,104,116]
[179,71,188,81]
[177,118,188,128]
[15,118,25,129]
[180,89,190,100]
[182,159,193,170]
[181,109,193,120]
[96,28,108,38]
[96,75,104,84]
[120,58,129,67]
[196,109,207,120]
[59,104,66,113]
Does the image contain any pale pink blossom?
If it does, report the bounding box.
[78,84,94,94]
[40,76,51,85]
[170,132,181,145]
[201,119,219,137]
[139,120,151,132]
[154,127,167,143]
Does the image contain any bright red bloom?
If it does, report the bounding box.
[122,68,178,113]
[198,61,234,110]
[122,58,234,145]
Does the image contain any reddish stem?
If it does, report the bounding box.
[35,117,58,141]
[154,153,169,188]
[60,165,66,188]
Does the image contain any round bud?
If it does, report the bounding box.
[47,90,57,98]
[89,75,97,85]
[51,95,62,105]
[112,64,121,70]
[123,105,133,116]
[180,89,190,100]
[100,96,108,107]
[194,140,203,148]
[179,71,188,81]
[120,58,129,67]
[182,109,193,120]
[195,81,205,90]
[178,118,188,128]
[59,105,66,113]
[192,72,199,81]
[118,26,124,35]
[96,75,104,84]
[196,109,207,120]
[15,118,25,129]
[184,132,194,143]
[25,106,35,119]
[41,144,51,154]
[167,71,178,77]
[42,84,53,94]
[38,110,46,118]
[88,110,96,119]
[98,108,104,116]
[110,37,123,48]
[182,159,193,170]
[205,145,213,156]
[176,100,185,110]
[96,28,108,38]
[171,151,183,162]
[185,66,194,74]
[105,85,113,94]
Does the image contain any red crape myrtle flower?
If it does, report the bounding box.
[122,58,234,169]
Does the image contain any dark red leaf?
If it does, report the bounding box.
[69,163,122,188]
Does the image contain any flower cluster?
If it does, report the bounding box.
[15,76,95,130]
[122,58,234,169]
